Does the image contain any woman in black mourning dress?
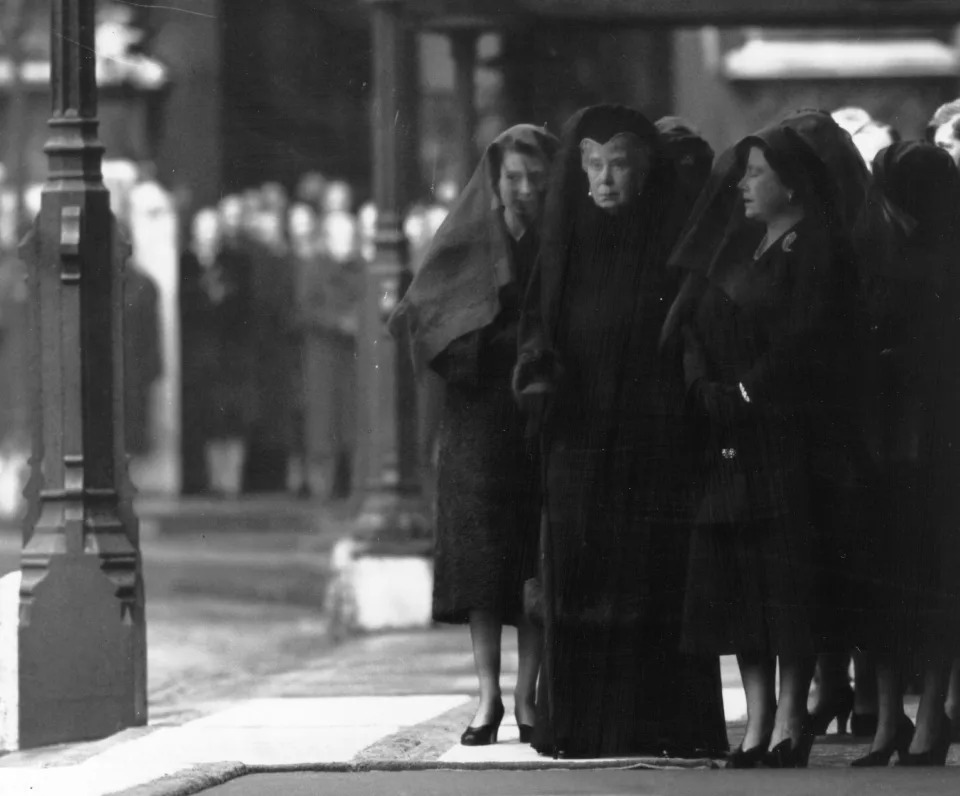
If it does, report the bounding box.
[514,105,727,760]
[847,142,960,766]
[663,117,857,769]
[389,125,557,747]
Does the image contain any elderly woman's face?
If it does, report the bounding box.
[497,150,547,225]
[739,146,793,223]
[581,136,651,212]
[933,118,960,168]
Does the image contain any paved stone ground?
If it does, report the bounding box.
[3,622,958,796]
[2,506,959,796]
[0,620,960,796]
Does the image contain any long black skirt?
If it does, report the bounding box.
[533,507,728,758]
[431,380,539,625]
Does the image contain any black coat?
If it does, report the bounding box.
[680,220,841,526]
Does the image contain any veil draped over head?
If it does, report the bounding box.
[661,109,868,346]
[387,124,557,375]
[857,141,960,282]
[666,109,868,277]
[656,116,715,201]
[517,105,691,382]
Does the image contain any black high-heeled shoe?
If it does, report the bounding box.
[460,699,505,746]
[514,704,535,744]
[851,714,914,767]
[897,715,952,767]
[726,733,772,769]
[764,721,816,769]
[808,685,854,736]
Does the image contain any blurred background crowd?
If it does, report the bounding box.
[178,174,454,503]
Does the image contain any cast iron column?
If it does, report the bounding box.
[18,0,146,748]
[356,0,430,553]
[450,30,479,191]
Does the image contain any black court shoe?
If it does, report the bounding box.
[897,715,952,767]
[764,722,816,769]
[515,705,535,744]
[460,699,505,746]
[851,714,913,767]
[725,733,772,769]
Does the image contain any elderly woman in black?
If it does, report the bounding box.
[849,142,960,766]
[515,105,727,760]
[389,125,556,746]
[664,119,854,768]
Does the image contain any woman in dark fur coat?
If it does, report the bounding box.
[514,104,727,760]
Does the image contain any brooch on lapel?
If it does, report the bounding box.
[781,231,797,253]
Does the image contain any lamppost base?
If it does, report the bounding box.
[0,571,20,752]
[353,488,432,557]
[324,488,433,635]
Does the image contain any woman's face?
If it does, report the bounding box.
[497,150,547,226]
[218,195,244,234]
[739,147,793,223]
[581,136,651,212]
[288,204,317,243]
[933,118,960,168]
[192,209,220,253]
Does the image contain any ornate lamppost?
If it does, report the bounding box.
[325,0,431,632]
[354,0,429,555]
[17,0,145,748]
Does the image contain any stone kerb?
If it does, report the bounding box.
[0,570,21,752]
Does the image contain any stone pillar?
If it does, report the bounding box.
[328,0,431,633]
[449,30,479,191]
[17,0,146,749]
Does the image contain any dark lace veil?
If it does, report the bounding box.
[519,105,727,758]
[661,109,868,345]
[857,141,960,283]
[516,106,688,386]
[388,124,557,375]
